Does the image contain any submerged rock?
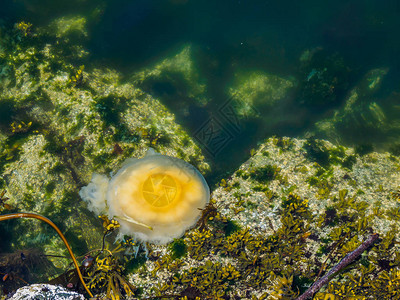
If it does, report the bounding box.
[315,67,400,148]
[213,137,400,237]
[0,20,209,269]
[1,15,400,300]
[133,45,209,108]
[130,136,400,299]
[228,70,295,118]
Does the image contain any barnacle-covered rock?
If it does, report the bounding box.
[9,284,85,300]
[132,136,400,299]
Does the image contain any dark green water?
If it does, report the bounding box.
[1,0,400,181]
[1,2,400,296]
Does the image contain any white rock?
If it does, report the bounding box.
[9,284,85,300]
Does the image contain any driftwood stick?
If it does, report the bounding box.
[296,233,379,300]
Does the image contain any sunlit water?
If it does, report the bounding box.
[2,0,400,182]
[1,1,400,295]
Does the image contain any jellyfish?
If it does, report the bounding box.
[79,149,210,244]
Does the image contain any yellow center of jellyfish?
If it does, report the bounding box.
[142,173,178,207]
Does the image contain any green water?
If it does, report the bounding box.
[1,0,400,181]
[1,1,400,297]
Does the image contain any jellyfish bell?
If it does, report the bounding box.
[79,149,210,244]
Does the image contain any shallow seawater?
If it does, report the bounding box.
[2,0,400,183]
[1,1,400,297]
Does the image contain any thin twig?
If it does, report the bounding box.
[296,233,379,300]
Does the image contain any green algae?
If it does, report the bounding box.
[169,238,187,259]
[298,50,351,109]
[222,219,241,237]
[228,71,295,118]
[133,45,208,108]
[304,137,330,167]
[249,164,279,184]
[1,13,400,300]
[314,67,400,151]
[176,136,400,299]
[0,99,16,130]
[0,17,209,280]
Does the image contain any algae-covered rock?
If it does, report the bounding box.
[214,137,400,237]
[0,19,209,270]
[2,15,400,300]
[46,16,88,38]
[133,136,400,299]
[228,71,295,118]
[133,45,209,108]
[315,67,400,147]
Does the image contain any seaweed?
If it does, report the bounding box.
[222,219,241,237]
[249,164,279,183]
[169,239,187,259]
[341,154,356,170]
[304,138,330,168]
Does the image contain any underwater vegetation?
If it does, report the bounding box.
[0,211,141,299]
[2,177,400,299]
[0,212,92,297]
[51,216,137,300]
[181,137,400,299]
[313,66,400,150]
[297,233,380,300]
[1,11,400,300]
[0,14,209,272]
[145,188,400,299]
[0,18,213,299]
